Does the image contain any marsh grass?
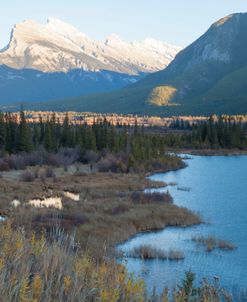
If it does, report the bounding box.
[0,172,201,258]
[0,224,234,302]
[128,245,185,261]
[192,235,236,252]
[131,191,173,204]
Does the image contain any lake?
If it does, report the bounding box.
[118,155,247,297]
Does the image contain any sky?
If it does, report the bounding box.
[0,0,246,48]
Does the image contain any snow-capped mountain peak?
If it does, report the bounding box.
[0,18,182,74]
[105,34,124,46]
[46,17,87,39]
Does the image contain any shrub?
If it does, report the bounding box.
[32,211,89,230]
[58,147,80,165]
[131,191,173,204]
[46,153,61,167]
[45,149,80,167]
[97,158,118,172]
[111,204,129,215]
[34,168,39,179]
[22,150,45,166]
[97,154,126,173]
[20,170,35,182]
[0,159,10,171]
[5,154,26,170]
[45,167,55,178]
[53,175,59,183]
[62,212,89,226]
[82,150,99,164]
[40,173,46,182]
[5,151,46,170]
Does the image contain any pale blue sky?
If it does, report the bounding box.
[0,0,246,48]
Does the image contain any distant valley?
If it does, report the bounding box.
[0,18,180,105]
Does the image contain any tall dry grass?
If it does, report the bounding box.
[0,223,234,302]
[0,223,145,302]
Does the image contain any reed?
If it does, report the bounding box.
[192,235,236,252]
[128,245,184,261]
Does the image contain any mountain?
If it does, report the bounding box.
[0,17,180,74]
[28,13,247,116]
[0,18,181,105]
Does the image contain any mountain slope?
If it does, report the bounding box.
[30,13,247,116]
[0,65,144,105]
[138,13,247,105]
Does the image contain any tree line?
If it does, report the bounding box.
[0,112,246,160]
[165,115,247,149]
[0,111,167,162]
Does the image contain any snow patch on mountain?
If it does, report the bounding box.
[0,18,182,74]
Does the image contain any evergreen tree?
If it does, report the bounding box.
[61,113,72,147]
[39,115,45,145]
[44,124,53,151]
[32,124,40,148]
[84,128,97,151]
[0,112,6,151]
[18,110,33,152]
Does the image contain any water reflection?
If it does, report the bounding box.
[118,155,247,294]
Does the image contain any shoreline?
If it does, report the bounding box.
[116,159,202,249]
[0,161,201,258]
[170,148,247,156]
[144,162,187,177]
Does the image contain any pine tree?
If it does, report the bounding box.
[5,113,17,153]
[39,115,45,145]
[0,112,6,151]
[84,128,97,151]
[108,125,117,151]
[32,124,40,148]
[44,124,53,151]
[18,110,33,152]
[134,118,138,136]
[61,113,71,147]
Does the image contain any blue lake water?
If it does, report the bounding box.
[118,155,247,296]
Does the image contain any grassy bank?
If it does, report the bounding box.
[0,158,239,301]
[0,223,234,302]
[0,167,200,258]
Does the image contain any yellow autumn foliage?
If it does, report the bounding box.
[148,86,177,106]
[0,223,147,301]
[0,223,231,301]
